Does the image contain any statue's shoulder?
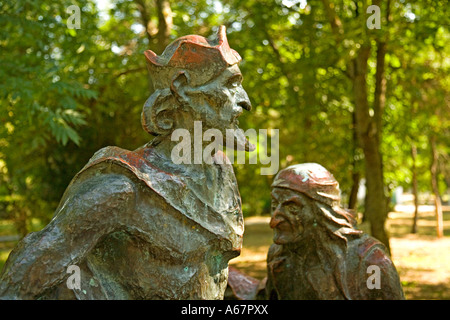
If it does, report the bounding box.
[71,146,138,182]
[352,234,390,263]
[86,146,129,164]
[349,233,405,299]
[349,233,398,277]
[82,146,145,170]
[79,145,159,177]
[72,144,186,198]
[67,145,178,195]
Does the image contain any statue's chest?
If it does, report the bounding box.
[269,254,344,300]
[186,163,241,214]
[86,223,227,299]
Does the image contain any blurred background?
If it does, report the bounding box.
[0,0,449,298]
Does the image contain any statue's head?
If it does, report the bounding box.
[142,26,253,151]
[270,163,361,245]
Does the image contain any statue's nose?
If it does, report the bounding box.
[236,86,252,111]
[269,208,284,229]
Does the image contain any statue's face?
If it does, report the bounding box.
[270,187,315,245]
[189,64,254,151]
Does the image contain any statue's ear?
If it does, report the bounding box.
[141,88,176,136]
[170,71,190,108]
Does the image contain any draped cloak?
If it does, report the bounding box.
[0,144,244,300]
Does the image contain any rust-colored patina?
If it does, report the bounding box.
[271,162,340,207]
[144,25,241,89]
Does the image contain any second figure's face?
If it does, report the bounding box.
[270,187,316,245]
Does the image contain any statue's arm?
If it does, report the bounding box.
[0,173,136,299]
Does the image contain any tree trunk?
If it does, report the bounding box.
[374,40,387,147]
[430,135,444,238]
[411,144,419,233]
[372,0,390,220]
[134,0,173,53]
[155,0,173,54]
[364,0,391,250]
[134,0,153,44]
[348,171,360,210]
[352,45,390,253]
[320,0,391,251]
[14,205,29,238]
[348,112,360,211]
[135,0,173,93]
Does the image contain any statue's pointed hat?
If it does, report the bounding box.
[144,26,241,89]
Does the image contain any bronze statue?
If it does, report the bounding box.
[226,163,405,300]
[0,26,252,300]
[265,163,405,300]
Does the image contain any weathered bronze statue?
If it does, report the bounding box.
[226,163,405,300]
[266,163,405,300]
[0,26,252,300]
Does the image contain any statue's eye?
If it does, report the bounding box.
[226,74,242,89]
[284,202,299,214]
[227,80,239,89]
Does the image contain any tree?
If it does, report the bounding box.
[383,0,449,237]
[0,0,99,235]
[319,0,392,251]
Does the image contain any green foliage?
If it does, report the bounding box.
[0,0,448,236]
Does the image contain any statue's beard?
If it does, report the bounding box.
[219,100,255,152]
[224,118,256,152]
[189,90,255,152]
